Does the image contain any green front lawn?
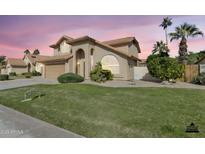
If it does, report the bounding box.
[0,84,205,137]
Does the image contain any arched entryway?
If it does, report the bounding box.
[76,49,85,77]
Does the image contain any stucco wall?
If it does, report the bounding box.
[93,44,132,80]
[54,40,72,56]
[69,42,136,80]
[114,45,129,54]
[6,64,27,74]
[129,44,139,57]
[71,42,90,79]
[35,62,44,74]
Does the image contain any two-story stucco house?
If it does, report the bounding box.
[38,35,141,80]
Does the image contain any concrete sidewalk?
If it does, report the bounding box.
[82,80,205,90]
[0,105,83,138]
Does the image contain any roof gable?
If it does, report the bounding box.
[24,54,51,65]
[103,37,141,53]
[50,35,74,48]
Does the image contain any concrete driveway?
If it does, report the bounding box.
[0,77,58,90]
[0,105,82,138]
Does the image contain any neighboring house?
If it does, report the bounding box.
[0,54,50,75]
[196,56,205,73]
[38,35,141,80]
[23,54,50,74]
[2,58,27,74]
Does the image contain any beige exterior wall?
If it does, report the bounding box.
[71,42,90,79]
[67,42,134,80]
[114,44,139,58]
[129,44,139,57]
[46,40,140,81]
[35,62,44,74]
[93,45,131,80]
[54,40,72,56]
[5,64,27,75]
[114,45,129,54]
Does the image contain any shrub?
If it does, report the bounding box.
[9,72,17,76]
[90,62,113,82]
[32,70,41,76]
[57,73,84,83]
[192,72,205,85]
[23,72,32,78]
[0,74,9,81]
[147,54,184,81]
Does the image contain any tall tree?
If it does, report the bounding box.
[0,56,6,65]
[160,17,172,45]
[152,41,170,57]
[169,23,204,63]
[24,49,30,55]
[33,49,40,55]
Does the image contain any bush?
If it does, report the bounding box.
[9,72,16,76]
[90,62,113,82]
[192,72,205,85]
[0,74,9,81]
[57,73,84,83]
[32,70,41,76]
[147,54,184,81]
[23,72,32,78]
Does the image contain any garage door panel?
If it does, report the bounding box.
[45,64,65,79]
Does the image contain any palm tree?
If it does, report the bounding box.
[24,49,30,55]
[152,41,170,57]
[169,23,204,63]
[160,17,172,45]
[33,49,40,55]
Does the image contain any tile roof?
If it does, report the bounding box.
[37,53,73,63]
[50,35,74,48]
[25,54,51,65]
[103,37,135,46]
[7,58,27,67]
[49,35,141,62]
[67,36,141,61]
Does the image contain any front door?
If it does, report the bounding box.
[76,49,85,77]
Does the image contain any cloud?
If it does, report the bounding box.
[0,15,204,59]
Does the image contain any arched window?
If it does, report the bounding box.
[101,55,120,74]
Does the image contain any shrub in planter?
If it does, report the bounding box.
[9,72,16,76]
[57,73,84,83]
[147,54,184,81]
[32,70,41,76]
[192,72,205,85]
[0,74,9,81]
[90,62,113,82]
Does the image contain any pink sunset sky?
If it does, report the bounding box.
[0,15,205,59]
